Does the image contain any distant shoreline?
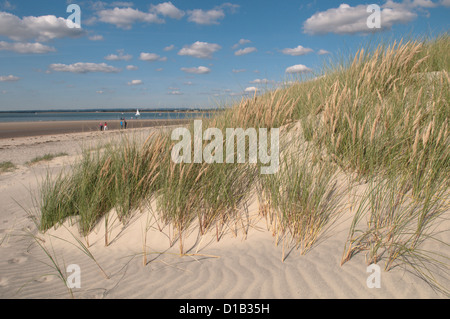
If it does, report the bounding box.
[0,118,193,139]
[0,109,221,114]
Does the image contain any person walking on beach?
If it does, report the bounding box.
[99,122,103,131]
[104,122,108,131]
[124,119,127,129]
[120,119,123,129]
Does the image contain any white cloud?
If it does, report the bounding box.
[150,2,185,19]
[49,62,121,73]
[317,49,331,55]
[232,38,251,49]
[181,66,211,74]
[303,3,418,35]
[410,0,438,8]
[250,78,272,84]
[187,3,239,25]
[164,44,175,51]
[244,86,257,93]
[0,12,85,42]
[232,69,246,73]
[168,90,183,95]
[285,64,313,74]
[96,90,104,94]
[139,52,166,62]
[0,74,20,82]
[97,7,164,29]
[282,45,313,56]
[187,8,225,25]
[234,47,257,56]
[178,41,221,59]
[126,65,138,70]
[0,41,56,54]
[128,79,143,85]
[105,50,132,61]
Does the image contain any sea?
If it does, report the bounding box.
[0,110,213,123]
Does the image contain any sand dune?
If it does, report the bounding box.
[0,127,448,300]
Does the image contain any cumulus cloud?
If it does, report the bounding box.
[187,8,225,25]
[0,41,56,54]
[178,41,221,59]
[139,52,166,62]
[317,49,331,55]
[285,64,313,74]
[244,86,257,93]
[150,2,185,19]
[303,3,418,35]
[164,44,175,51]
[232,38,251,49]
[0,74,20,82]
[282,45,313,56]
[167,90,183,95]
[187,3,239,25]
[126,65,138,70]
[128,79,143,85]
[234,47,257,56]
[249,78,273,84]
[105,50,132,61]
[180,66,211,74]
[97,7,164,29]
[49,62,121,74]
[0,12,85,42]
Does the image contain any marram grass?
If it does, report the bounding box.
[37,35,449,291]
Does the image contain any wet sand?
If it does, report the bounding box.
[0,119,192,139]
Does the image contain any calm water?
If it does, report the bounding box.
[0,111,212,123]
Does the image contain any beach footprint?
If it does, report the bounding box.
[8,254,28,264]
[0,277,9,287]
[34,275,55,283]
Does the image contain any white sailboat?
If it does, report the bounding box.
[135,109,141,117]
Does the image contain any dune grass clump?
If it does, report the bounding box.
[27,152,68,166]
[300,37,449,190]
[0,161,16,173]
[341,176,449,295]
[39,133,166,237]
[258,139,342,257]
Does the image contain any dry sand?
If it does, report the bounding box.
[0,123,449,300]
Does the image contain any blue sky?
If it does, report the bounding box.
[0,0,449,111]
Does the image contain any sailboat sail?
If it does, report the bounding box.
[136,109,140,116]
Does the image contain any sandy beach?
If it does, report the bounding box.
[0,121,448,300]
[0,119,192,139]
